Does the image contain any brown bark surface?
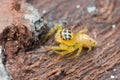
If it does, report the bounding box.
[0,0,120,80]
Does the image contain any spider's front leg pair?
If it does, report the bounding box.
[47,43,83,59]
[43,24,62,42]
[45,44,69,51]
[56,44,83,59]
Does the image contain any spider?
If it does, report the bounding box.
[44,24,98,58]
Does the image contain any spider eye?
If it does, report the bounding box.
[61,29,73,40]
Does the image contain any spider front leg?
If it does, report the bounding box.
[45,44,69,51]
[43,24,62,42]
[56,44,81,55]
[56,46,75,55]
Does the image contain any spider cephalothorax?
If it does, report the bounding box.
[61,29,73,40]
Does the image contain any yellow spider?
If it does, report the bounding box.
[44,24,98,58]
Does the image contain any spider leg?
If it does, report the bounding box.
[67,43,82,59]
[43,24,62,42]
[87,46,92,52]
[45,46,67,51]
[55,48,74,55]
[85,44,92,52]
[45,44,69,51]
[76,28,88,35]
[68,46,82,59]
[55,45,77,55]
[56,43,82,56]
